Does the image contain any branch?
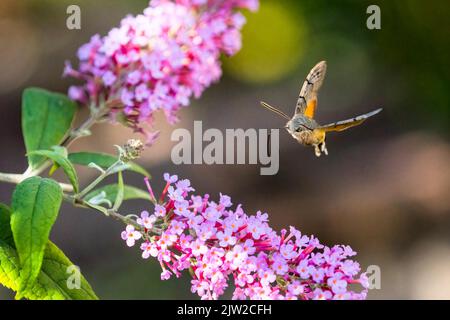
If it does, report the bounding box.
[0,172,74,192]
[64,194,161,235]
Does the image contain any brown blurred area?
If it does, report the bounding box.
[0,0,449,299]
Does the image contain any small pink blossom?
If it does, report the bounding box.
[191,240,208,256]
[216,230,237,247]
[259,270,276,287]
[296,260,310,278]
[272,255,289,275]
[141,241,157,259]
[161,269,171,280]
[288,281,304,296]
[174,200,190,217]
[313,288,333,300]
[170,220,186,235]
[154,204,166,217]
[164,173,178,183]
[121,225,142,247]
[136,211,157,229]
[327,274,348,294]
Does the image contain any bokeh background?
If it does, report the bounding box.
[1,0,449,299]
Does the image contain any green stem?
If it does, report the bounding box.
[0,172,24,184]
[0,172,73,192]
[64,194,161,235]
[76,160,122,199]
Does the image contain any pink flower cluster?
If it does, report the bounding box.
[121,173,369,300]
[65,0,258,141]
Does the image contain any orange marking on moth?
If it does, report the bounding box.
[304,99,317,118]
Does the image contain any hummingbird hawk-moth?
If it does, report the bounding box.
[261,61,382,157]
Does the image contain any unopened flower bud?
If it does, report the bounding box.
[121,139,144,162]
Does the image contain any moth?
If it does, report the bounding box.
[261,61,382,157]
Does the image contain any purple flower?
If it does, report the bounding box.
[311,267,326,283]
[127,70,142,85]
[65,0,258,143]
[247,218,264,240]
[216,230,237,247]
[121,225,142,247]
[169,220,186,235]
[327,274,348,294]
[164,173,178,183]
[296,260,311,278]
[280,243,299,260]
[136,211,157,229]
[259,270,276,287]
[141,241,157,259]
[158,232,177,249]
[174,200,190,217]
[102,71,116,86]
[225,245,247,270]
[191,239,208,256]
[120,173,369,300]
[167,186,184,202]
[196,222,216,241]
[288,281,304,296]
[341,260,361,277]
[154,204,166,217]
[203,206,222,222]
[219,193,232,208]
[359,273,370,289]
[342,245,357,257]
[272,254,289,275]
[176,179,194,193]
[312,288,333,300]
[68,86,86,102]
[161,269,172,280]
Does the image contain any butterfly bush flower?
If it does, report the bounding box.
[120,174,369,300]
[121,225,142,247]
[64,0,259,142]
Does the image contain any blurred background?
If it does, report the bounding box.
[0,0,449,299]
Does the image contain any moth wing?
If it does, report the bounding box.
[318,108,382,132]
[295,61,327,118]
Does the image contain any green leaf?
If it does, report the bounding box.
[0,240,22,295]
[0,240,98,300]
[113,172,124,211]
[22,88,77,169]
[11,176,63,295]
[85,184,151,204]
[50,146,69,158]
[0,207,98,300]
[68,152,150,177]
[28,148,79,193]
[38,241,98,300]
[0,204,13,246]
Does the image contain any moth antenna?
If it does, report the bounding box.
[260,101,291,120]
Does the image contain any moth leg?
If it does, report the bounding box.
[320,140,328,156]
[314,144,321,157]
